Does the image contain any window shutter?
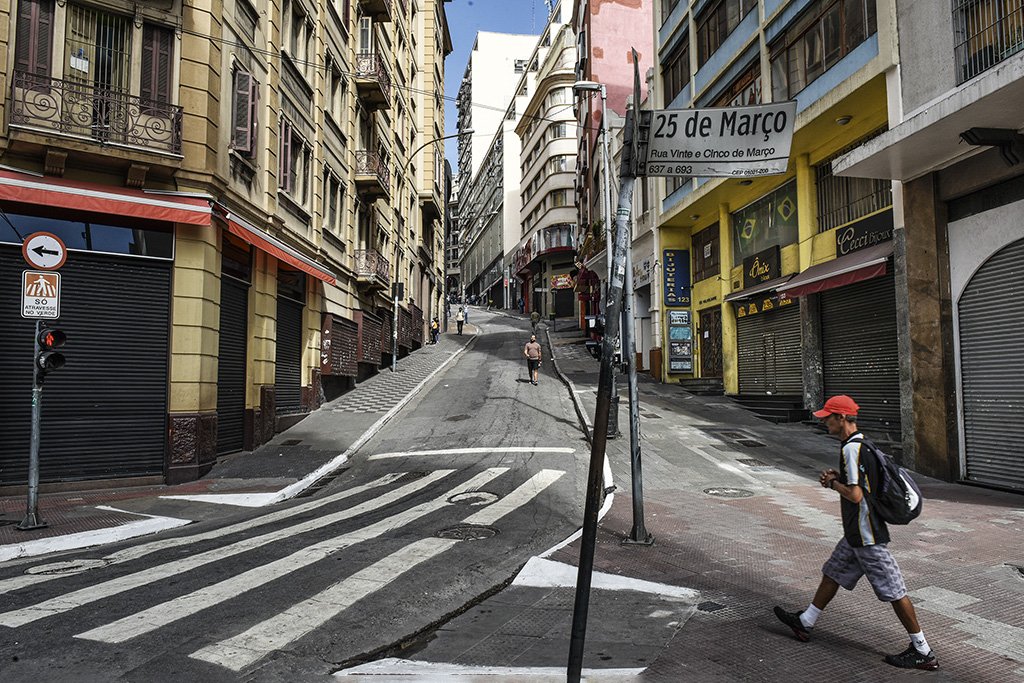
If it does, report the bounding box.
[279,120,293,192]
[141,27,155,101]
[16,0,54,77]
[247,76,259,156]
[231,70,254,152]
[141,26,173,106]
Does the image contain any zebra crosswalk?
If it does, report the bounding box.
[0,466,569,675]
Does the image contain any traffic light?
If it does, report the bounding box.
[36,324,66,374]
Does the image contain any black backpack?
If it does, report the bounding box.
[855,437,923,525]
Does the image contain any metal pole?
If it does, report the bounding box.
[18,319,47,531]
[567,134,635,683]
[621,226,652,545]
[598,86,619,438]
[391,285,399,373]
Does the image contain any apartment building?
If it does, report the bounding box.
[511,7,577,318]
[650,0,898,446]
[455,31,539,303]
[571,0,653,330]
[833,0,1024,490]
[0,0,451,487]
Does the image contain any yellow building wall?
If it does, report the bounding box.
[169,225,220,413]
[249,251,278,406]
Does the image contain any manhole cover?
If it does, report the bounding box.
[27,558,110,575]
[736,458,770,467]
[281,439,302,446]
[641,412,663,419]
[697,601,727,612]
[703,487,754,498]
[737,439,766,448]
[435,524,499,540]
[448,491,499,506]
[446,414,472,422]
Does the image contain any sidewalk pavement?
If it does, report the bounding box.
[0,325,478,562]
[340,313,1024,682]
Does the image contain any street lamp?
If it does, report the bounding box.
[574,79,619,437]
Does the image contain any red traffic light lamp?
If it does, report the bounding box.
[37,325,66,373]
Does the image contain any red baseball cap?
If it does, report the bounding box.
[812,395,859,418]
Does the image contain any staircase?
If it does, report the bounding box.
[732,394,808,423]
[677,378,725,396]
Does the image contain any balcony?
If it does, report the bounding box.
[9,70,183,156]
[419,187,443,225]
[358,0,393,22]
[354,53,391,110]
[355,150,390,199]
[954,0,1024,83]
[354,249,391,291]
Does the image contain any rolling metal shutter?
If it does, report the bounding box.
[275,296,304,414]
[216,275,248,454]
[0,247,169,484]
[737,301,802,395]
[958,238,1024,491]
[821,272,900,441]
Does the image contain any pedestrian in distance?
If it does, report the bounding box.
[429,317,440,345]
[773,394,938,671]
[455,307,465,335]
[524,334,542,385]
[530,310,541,334]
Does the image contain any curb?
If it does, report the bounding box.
[545,327,593,446]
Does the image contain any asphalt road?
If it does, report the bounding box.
[0,309,588,682]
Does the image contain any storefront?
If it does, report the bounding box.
[948,193,1024,492]
[734,297,803,396]
[275,270,306,416]
[216,237,251,455]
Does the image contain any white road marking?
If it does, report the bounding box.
[368,447,575,461]
[0,471,455,628]
[335,658,644,679]
[189,469,564,671]
[0,473,406,596]
[74,468,509,643]
[189,538,459,671]
[512,557,699,601]
[0,509,190,563]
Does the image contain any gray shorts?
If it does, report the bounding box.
[822,537,907,602]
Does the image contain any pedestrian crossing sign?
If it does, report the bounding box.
[22,270,61,319]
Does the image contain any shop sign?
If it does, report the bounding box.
[742,245,781,289]
[550,273,574,290]
[667,310,693,373]
[835,209,894,257]
[633,254,654,288]
[642,101,797,178]
[662,249,691,307]
[734,294,794,318]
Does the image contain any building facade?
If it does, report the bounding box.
[834,0,1024,490]
[0,0,451,488]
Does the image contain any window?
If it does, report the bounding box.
[322,170,345,236]
[815,133,892,232]
[327,60,346,124]
[697,0,757,66]
[710,62,761,107]
[230,67,258,156]
[664,39,690,104]
[550,123,567,139]
[515,59,528,73]
[953,0,1024,83]
[731,181,798,265]
[770,0,877,100]
[65,5,132,92]
[15,0,55,78]
[661,0,682,26]
[692,224,720,282]
[141,25,173,106]
[279,118,311,204]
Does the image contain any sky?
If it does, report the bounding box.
[442,0,546,167]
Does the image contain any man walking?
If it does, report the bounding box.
[455,307,465,335]
[773,395,938,671]
[524,334,542,386]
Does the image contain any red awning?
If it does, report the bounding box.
[780,241,893,298]
[221,211,337,285]
[0,169,212,225]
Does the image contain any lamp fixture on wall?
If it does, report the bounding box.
[835,115,853,126]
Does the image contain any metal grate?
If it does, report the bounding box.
[816,129,892,233]
[953,0,1024,84]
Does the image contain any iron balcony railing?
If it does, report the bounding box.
[10,70,183,155]
[355,150,391,188]
[354,52,392,102]
[954,0,1024,83]
[354,249,391,288]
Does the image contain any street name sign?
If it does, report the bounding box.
[22,270,61,319]
[21,231,68,270]
[642,101,798,178]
